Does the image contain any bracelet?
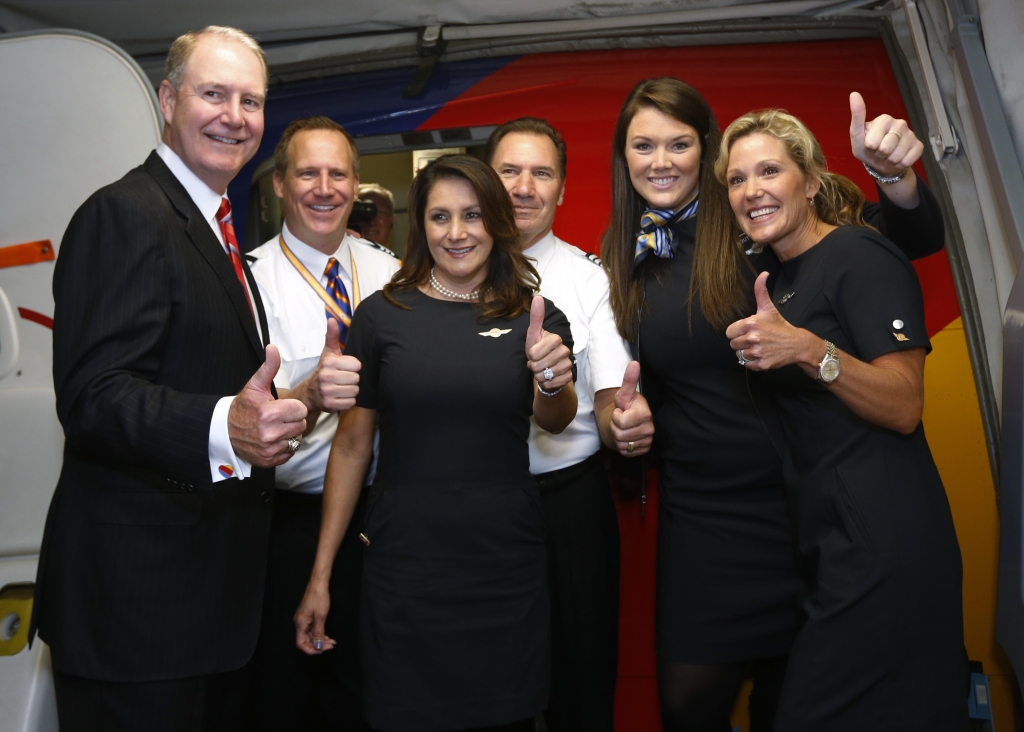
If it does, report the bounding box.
[537,382,563,397]
[863,162,908,185]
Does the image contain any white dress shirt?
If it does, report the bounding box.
[155,143,263,484]
[526,231,632,473]
[249,222,400,493]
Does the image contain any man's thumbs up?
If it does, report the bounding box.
[607,360,653,457]
[615,360,641,411]
[228,344,308,468]
[311,318,361,413]
[324,317,342,355]
[246,343,282,397]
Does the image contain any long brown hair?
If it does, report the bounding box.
[602,77,750,339]
[384,154,539,319]
[715,109,869,228]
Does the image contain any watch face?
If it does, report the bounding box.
[820,359,840,382]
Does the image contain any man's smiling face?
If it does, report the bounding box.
[273,129,359,254]
[159,34,266,194]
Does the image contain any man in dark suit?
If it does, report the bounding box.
[31,26,308,731]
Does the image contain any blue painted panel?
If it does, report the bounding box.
[230,55,518,243]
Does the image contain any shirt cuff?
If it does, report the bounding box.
[208,396,253,482]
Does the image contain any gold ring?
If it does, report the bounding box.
[627,441,635,453]
[886,130,902,142]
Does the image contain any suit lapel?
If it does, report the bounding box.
[144,152,264,358]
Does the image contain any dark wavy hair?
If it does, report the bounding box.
[602,77,751,338]
[384,154,539,319]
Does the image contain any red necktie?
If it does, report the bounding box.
[216,198,254,318]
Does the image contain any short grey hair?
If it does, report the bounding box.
[165,26,268,91]
[358,183,395,211]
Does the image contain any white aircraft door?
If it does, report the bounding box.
[0,29,160,732]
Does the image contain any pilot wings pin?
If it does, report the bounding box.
[479,328,512,338]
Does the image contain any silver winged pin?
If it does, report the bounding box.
[479,328,512,338]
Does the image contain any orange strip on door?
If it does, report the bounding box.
[0,240,55,269]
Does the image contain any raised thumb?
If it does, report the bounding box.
[324,318,342,354]
[615,361,641,410]
[850,91,866,143]
[754,271,775,313]
[248,344,281,395]
[526,295,545,349]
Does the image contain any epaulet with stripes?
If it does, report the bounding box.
[358,238,399,259]
[243,253,257,264]
[584,252,602,266]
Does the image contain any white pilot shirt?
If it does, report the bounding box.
[249,221,400,493]
[525,231,632,474]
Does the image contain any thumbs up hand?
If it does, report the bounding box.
[850,91,924,176]
[526,296,573,391]
[610,361,654,457]
[726,272,818,372]
[310,318,361,413]
[228,344,308,467]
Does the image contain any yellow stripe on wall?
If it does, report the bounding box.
[923,316,1015,728]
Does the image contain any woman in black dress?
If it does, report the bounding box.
[720,109,966,731]
[601,78,948,730]
[293,154,578,732]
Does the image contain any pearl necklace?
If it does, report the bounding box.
[429,267,485,301]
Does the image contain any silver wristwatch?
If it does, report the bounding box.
[817,341,840,383]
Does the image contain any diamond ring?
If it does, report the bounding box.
[287,436,301,453]
[737,349,749,366]
[542,367,555,381]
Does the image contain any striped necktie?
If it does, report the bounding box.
[216,198,254,318]
[324,257,353,348]
[633,195,700,265]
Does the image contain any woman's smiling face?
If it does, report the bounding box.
[625,106,703,211]
[725,132,821,257]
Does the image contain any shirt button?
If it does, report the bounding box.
[260,491,270,503]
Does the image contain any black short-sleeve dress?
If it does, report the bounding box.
[642,186,947,665]
[345,288,574,732]
[760,227,967,731]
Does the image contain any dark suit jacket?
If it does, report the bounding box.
[32,152,276,682]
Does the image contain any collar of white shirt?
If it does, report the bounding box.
[523,229,558,277]
[155,143,226,246]
[281,220,353,284]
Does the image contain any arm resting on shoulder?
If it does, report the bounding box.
[294,406,376,655]
[867,176,946,260]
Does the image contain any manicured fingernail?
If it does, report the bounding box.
[314,639,323,651]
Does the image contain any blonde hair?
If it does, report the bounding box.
[715,108,868,228]
[165,26,267,91]
[274,116,359,175]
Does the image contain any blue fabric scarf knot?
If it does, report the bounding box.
[633,195,700,265]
